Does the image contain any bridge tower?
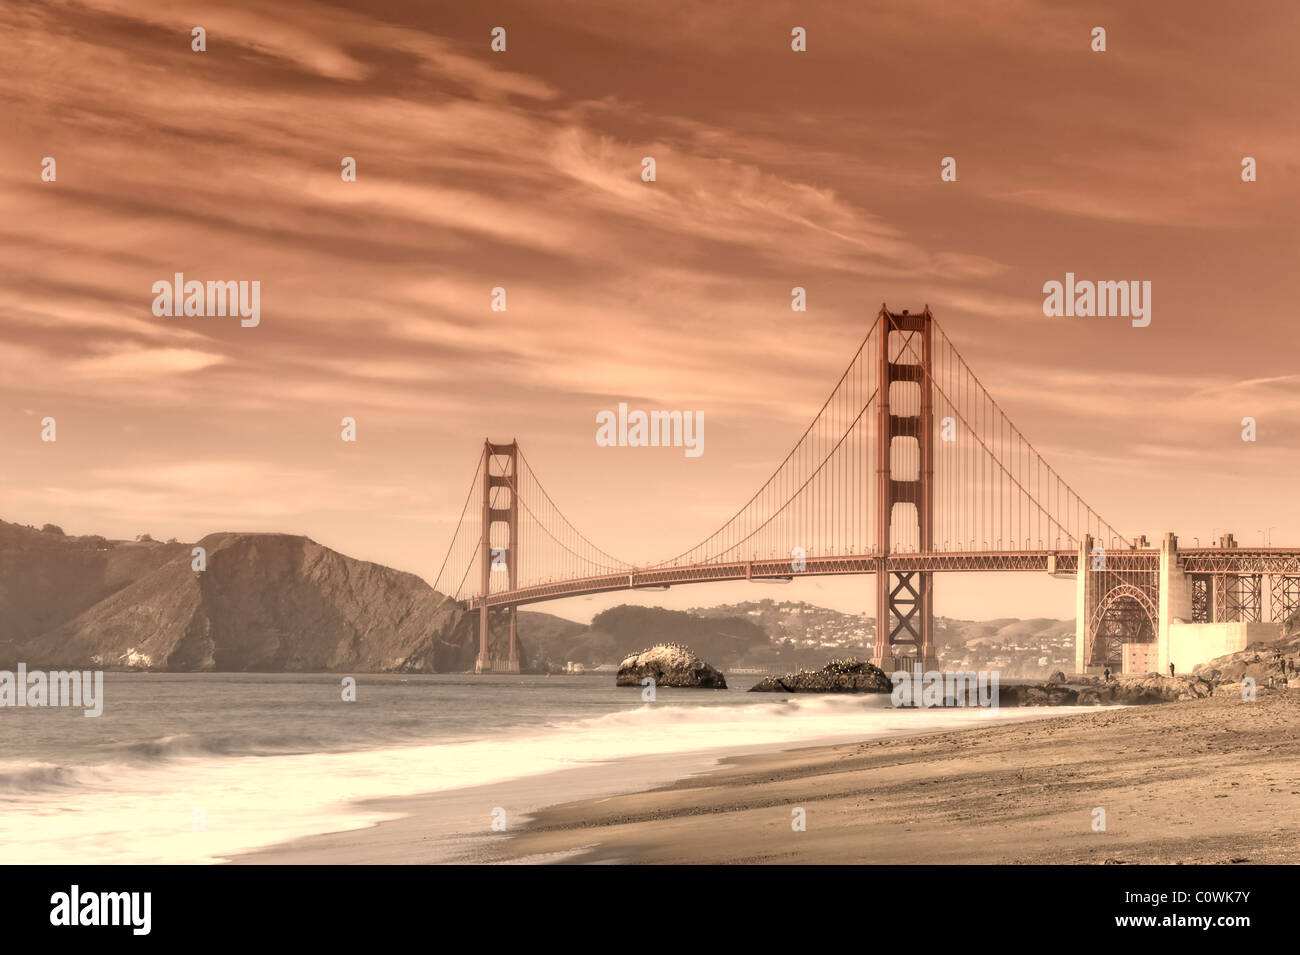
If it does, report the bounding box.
[476,439,520,674]
[872,305,939,673]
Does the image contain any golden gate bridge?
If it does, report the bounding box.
[434,306,1300,676]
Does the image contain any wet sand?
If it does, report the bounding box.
[485,692,1300,864]
[226,748,733,864]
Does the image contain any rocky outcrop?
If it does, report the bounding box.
[749,658,892,693]
[1000,673,1217,706]
[999,682,1083,706]
[617,644,727,688]
[1194,634,1300,687]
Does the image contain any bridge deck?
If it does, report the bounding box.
[466,547,1300,609]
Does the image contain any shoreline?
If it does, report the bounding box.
[229,692,1300,865]
[225,746,734,865]
[485,692,1300,864]
[228,704,1100,865]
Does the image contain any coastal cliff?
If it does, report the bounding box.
[0,519,572,672]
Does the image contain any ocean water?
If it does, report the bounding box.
[0,673,1087,864]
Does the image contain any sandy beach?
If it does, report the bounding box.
[236,691,1300,865]
[486,692,1300,865]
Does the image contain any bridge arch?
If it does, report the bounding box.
[1086,582,1158,669]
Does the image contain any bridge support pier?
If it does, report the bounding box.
[475,605,520,674]
[872,567,938,673]
[870,306,939,674]
[1074,534,1090,675]
[475,439,521,675]
[1157,532,1192,675]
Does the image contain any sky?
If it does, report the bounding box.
[2,0,1297,623]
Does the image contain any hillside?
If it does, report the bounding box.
[0,519,571,672]
[527,604,769,669]
[0,521,188,650]
[686,599,1075,676]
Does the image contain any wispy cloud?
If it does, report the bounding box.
[2,0,1298,607]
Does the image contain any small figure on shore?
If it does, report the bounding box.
[1169,662,1175,677]
[1103,667,1111,682]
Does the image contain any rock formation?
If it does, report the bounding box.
[1000,673,1217,706]
[616,643,727,688]
[1193,633,1300,687]
[749,658,892,693]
